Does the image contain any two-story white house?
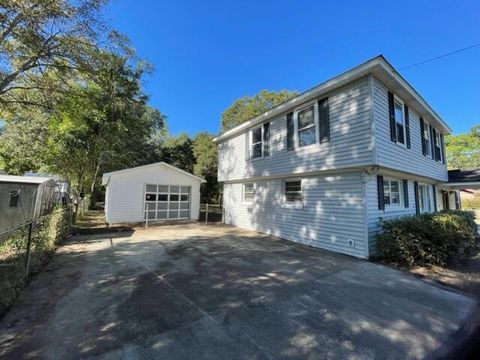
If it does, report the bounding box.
[214,55,460,259]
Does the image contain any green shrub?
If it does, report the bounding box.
[376,210,478,268]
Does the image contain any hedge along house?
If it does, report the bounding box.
[102,162,205,225]
[215,55,462,259]
[0,175,57,234]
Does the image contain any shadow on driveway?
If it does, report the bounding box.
[0,224,477,359]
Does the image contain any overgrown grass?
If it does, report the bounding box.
[376,210,478,268]
[0,207,73,316]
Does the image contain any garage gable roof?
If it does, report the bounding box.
[102,162,206,185]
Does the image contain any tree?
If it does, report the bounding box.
[221,89,298,132]
[192,132,220,203]
[0,0,115,113]
[160,133,195,173]
[445,125,480,169]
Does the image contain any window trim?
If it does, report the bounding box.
[393,96,406,147]
[293,101,319,149]
[243,183,255,203]
[423,119,431,156]
[249,123,270,160]
[435,130,442,162]
[283,179,303,208]
[383,177,403,210]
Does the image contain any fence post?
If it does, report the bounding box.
[205,203,209,225]
[24,222,33,277]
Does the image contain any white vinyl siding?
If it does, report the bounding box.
[104,164,202,223]
[373,78,447,181]
[223,172,368,258]
[218,78,373,182]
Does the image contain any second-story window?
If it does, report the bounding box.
[423,120,431,156]
[251,127,262,159]
[249,122,270,159]
[394,97,405,145]
[297,106,316,147]
[434,131,442,162]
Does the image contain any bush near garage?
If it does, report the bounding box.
[376,210,478,268]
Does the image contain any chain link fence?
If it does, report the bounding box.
[0,205,74,315]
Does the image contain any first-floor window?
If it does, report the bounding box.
[418,184,433,213]
[383,178,401,207]
[285,180,302,203]
[243,183,254,202]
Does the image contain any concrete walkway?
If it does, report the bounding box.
[0,224,477,359]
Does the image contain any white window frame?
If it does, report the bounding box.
[249,126,263,160]
[435,130,442,162]
[243,183,255,203]
[423,120,431,156]
[418,183,433,213]
[294,101,319,149]
[383,177,403,210]
[283,179,303,208]
[393,96,406,147]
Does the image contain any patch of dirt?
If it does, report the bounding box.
[411,250,480,298]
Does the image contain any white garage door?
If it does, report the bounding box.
[144,184,191,220]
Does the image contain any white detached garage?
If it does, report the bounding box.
[102,162,205,224]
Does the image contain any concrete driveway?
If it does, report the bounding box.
[0,224,477,359]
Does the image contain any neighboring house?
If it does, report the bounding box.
[0,175,57,234]
[102,162,205,224]
[214,55,462,259]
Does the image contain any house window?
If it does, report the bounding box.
[423,121,431,156]
[9,191,19,208]
[297,106,316,147]
[394,98,405,145]
[435,131,442,162]
[249,122,270,159]
[243,183,254,202]
[418,184,433,213]
[383,178,402,207]
[285,180,302,203]
[251,127,262,159]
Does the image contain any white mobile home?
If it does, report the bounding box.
[215,55,461,259]
[102,162,205,224]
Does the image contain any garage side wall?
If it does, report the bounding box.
[105,165,201,223]
[222,172,368,258]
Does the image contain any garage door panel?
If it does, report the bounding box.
[145,184,191,221]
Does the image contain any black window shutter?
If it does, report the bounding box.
[318,97,330,143]
[286,112,294,151]
[404,105,411,149]
[414,181,420,215]
[263,122,270,157]
[432,185,437,212]
[430,126,435,160]
[403,180,409,208]
[440,134,446,165]
[388,91,396,142]
[377,175,385,210]
[420,117,426,155]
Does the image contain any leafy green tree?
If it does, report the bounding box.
[193,132,220,203]
[0,0,119,114]
[221,89,298,132]
[160,133,195,173]
[445,125,480,169]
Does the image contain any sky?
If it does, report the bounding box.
[105,0,480,136]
